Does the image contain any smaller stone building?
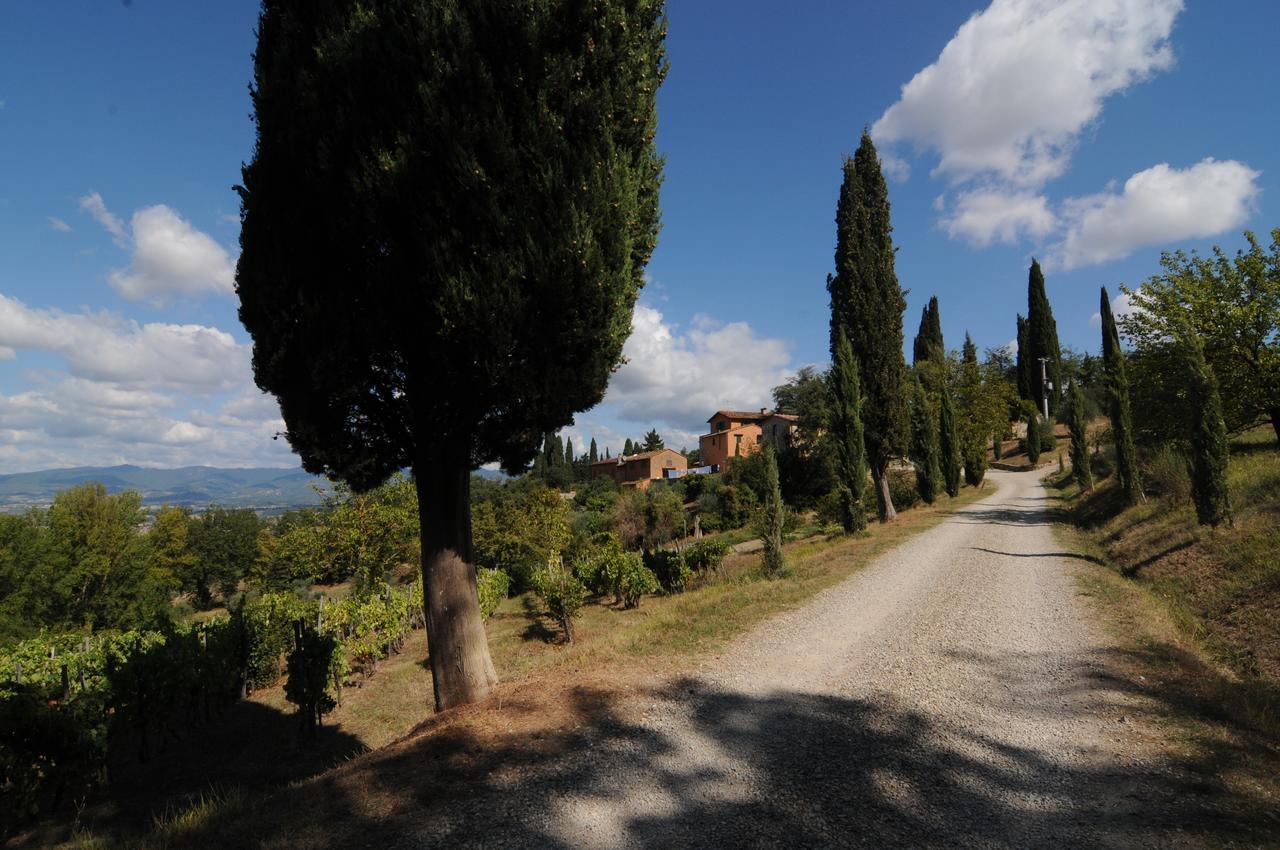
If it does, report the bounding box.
[589,448,688,489]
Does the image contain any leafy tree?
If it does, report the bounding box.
[1066,381,1093,491]
[473,487,571,592]
[0,513,44,641]
[1101,287,1142,503]
[827,131,907,522]
[284,622,338,740]
[771,365,836,509]
[146,507,195,602]
[1123,229,1280,442]
[1180,327,1232,526]
[909,376,941,504]
[316,476,419,593]
[611,486,683,552]
[757,443,786,576]
[1026,260,1063,416]
[641,429,664,452]
[534,553,587,643]
[938,386,961,497]
[830,329,868,532]
[236,0,667,710]
[186,507,262,607]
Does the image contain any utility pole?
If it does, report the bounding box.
[1037,356,1051,418]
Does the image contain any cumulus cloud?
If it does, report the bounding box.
[79,193,237,303]
[108,205,237,302]
[1051,158,1261,269]
[873,0,1182,188]
[601,305,794,439]
[0,294,248,390]
[941,189,1058,246]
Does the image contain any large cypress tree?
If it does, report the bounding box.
[827,132,908,522]
[958,333,990,486]
[1067,380,1092,491]
[831,327,868,532]
[236,0,667,711]
[910,376,941,504]
[1100,287,1142,504]
[1026,260,1063,416]
[939,386,961,497]
[1181,326,1232,527]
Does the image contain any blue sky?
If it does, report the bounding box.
[1,0,1277,471]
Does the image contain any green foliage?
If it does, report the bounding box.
[1122,229,1280,442]
[1101,286,1143,502]
[611,486,684,552]
[473,487,571,591]
[1181,329,1233,526]
[757,444,786,577]
[533,555,588,643]
[682,538,730,576]
[475,568,509,620]
[1025,404,1041,466]
[772,366,838,509]
[939,386,961,497]
[187,506,262,608]
[1026,260,1063,415]
[909,376,941,504]
[912,295,945,367]
[955,333,1008,486]
[827,132,908,521]
[830,328,869,532]
[1015,314,1031,401]
[1067,381,1093,491]
[1142,444,1191,502]
[642,549,691,595]
[284,623,338,739]
[606,550,661,607]
[641,429,664,452]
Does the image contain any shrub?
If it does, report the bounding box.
[608,551,660,607]
[475,568,509,620]
[283,623,338,740]
[644,549,690,594]
[533,555,587,643]
[683,538,730,576]
[1142,444,1192,503]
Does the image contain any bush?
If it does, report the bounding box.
[683,538,730,576]
[533,555,587,643]
[1142,444,1192,503]
[644,549,691,594]
[283,623,338,740]
[476,568,509,620]
[608,551,660,607]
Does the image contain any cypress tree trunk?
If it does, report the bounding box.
[1100,287,1142,503]
[870,466,897,522]
[1183,330,1232,527]
[940,387,961,497]
[1067,381,1092,491]
[413,444,498,712]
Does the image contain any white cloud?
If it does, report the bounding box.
[873,0,1182,188]
[0,294,249,391]
[941,189,1057,246]
[108,205,237,302]
[601,306,793,440]
[48,217,71,233]
[79,191,127,245]
[1051,158,1261,269]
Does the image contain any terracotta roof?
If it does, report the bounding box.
[705,409,799,423]
[589,448,681,466]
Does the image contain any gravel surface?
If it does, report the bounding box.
[403,471,1250,849]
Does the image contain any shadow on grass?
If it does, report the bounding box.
[1120,539,1198,578]
[123,639,1280,850]
[519,595,559,644]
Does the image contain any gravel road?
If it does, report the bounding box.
[408,471,1250,849]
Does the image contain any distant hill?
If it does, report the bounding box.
[0,465,508,514]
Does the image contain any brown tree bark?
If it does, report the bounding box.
[414,447,498,712]
[870,462,898,522]
[1271,406,1280,446]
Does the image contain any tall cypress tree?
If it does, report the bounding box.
[959,332,989,486]
[588,438,598,465]
[1026,260,1063,416]
[1181,326,1232,527]
[912,296,944,367]
[831,327,868,532]
[1067,380,1092,491]
[939,386,961,497]
[1100,287,1142,503]
[1015,314,1031,401]
[623,437,634,456]
[758,442,786,576]
[564,437,574,467]
[827,131,907,522]
[909,375,941,504]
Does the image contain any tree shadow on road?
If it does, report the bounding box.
[967,546,1107,565]
[140,644,1279,849]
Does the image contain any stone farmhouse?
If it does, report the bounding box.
[698,408,799,471]
[589,447,688,489]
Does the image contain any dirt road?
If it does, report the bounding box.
[404,471,1260,848]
